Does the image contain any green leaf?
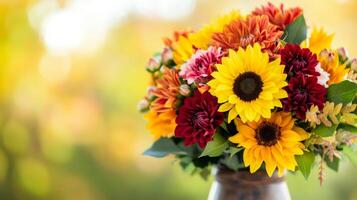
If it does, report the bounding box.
[143,138,183,158]
[184,163,196,174]
[282,15,307,44]
[338,123,357,134]
[343,146,357,167]
[327,80,357,104]
[325,157,340,172]
[200,133,229,157]
[178,156,192,170]
[219,122,228,133]
[227,147,243,158]
[296,151,316,179]
[222,156,243,171]
[176,142,199,156]
[313,123,338,137]
[192,157,210,168]
[199,167,211,181]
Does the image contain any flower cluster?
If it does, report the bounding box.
[140,3,357,181]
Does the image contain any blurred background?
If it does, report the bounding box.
[0,0,357,199]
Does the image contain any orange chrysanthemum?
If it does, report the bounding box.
[211,15,283,57]
[151,68,181,114]
[252,3,302,30]
[145,110,176,140]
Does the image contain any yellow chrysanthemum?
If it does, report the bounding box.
[208,43,287,123]
[145,110,176,140]
[307,27,334,54]
[172,35,195,65]
[319,50,348,85]
[189,10,241,49]
[229,112,309,177]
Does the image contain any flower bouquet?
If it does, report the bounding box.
[139,2,357,199]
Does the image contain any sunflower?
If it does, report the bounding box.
[208,43,287,123]
[145,110,176,140]
[189,10,241,50]
[229,112,308,177]
[319,49,348,85]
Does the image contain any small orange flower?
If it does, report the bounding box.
[211,15,283,57]
[163,30,192,48]
[252,3,302,30]
[151,68,181,114]
[145,110,176,140]
[319,50,348,85]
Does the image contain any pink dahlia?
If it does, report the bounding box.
[175,91,224,148]
[282,74,327,120]
[179,47,223,86]
[280,44,319,77]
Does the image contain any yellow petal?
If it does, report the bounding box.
[265,162,276,177]
[228,133,241,144]
[219,102,234,112]
[228,108,238,122]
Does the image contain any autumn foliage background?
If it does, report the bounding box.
[0,0,357,200]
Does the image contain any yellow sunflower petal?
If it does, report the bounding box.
[228,133,243,144]
[250,158,263,173]
[219,102,234,112]
[228,108,238,122]
[243,148,254,167]
[293,127,310,140]
[277,165,285,177]
[281,130,301,142]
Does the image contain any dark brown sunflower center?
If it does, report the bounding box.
[256,122,280,146]
[233,72,263,101]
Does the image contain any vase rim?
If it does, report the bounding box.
[214,167,285,188]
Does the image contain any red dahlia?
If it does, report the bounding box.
[282,74,327,120]
[175,91,224,148]
[280,44,319,77]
